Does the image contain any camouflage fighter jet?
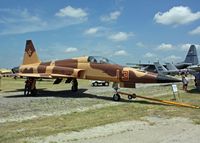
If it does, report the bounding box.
[18,40,181,101]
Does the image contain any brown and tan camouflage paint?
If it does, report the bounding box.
[23,40,41,65]
[19,40,180,88]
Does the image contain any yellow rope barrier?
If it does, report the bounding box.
[118,91,200,109]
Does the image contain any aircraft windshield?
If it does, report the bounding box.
[88,56,115,64]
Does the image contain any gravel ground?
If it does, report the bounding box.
[0,86,120,123]
[32,117,200,143]
[0,83,172,123]
[2,80,197,143]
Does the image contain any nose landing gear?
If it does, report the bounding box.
[112,82,136,101]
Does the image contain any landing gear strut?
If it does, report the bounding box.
[112,82,121,101]
[112,82,136,101]
[24,77,37,96]
[71,78,78,92]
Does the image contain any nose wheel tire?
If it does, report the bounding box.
[113,93,121,101]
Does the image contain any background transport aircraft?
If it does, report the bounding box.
[154,62,176,75]
[127,45,199,71]
[189,65,200,72]
[0,68,15,77]
[18,40,180,101]
[154,62,195,76]
[175,45,199,69]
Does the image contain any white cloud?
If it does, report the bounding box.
[189,26,200,35]
[157,43,174,51]
[180,43,200,51]
[65,47,78,53]
[0,9,47,35]
[84,27,100,35]
[164,55,181,62]
[143,52,156,58]
[180,44,191,51]
[109,32,133,42]
[0,8,87,35]
[114,50,127,56]
[101,11,121,22]
[84,27,109,37]
[136,42,145,48]
[154,6,200,26]
[55,6,87,18]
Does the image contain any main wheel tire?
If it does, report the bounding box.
[24,86,30,96]
[71,86,78,92]
[31,88,37,96]
[113,94,120,101]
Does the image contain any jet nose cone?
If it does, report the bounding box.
[157,75,181,83]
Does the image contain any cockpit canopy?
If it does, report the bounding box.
[87,56,115,64]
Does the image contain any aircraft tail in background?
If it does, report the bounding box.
[184,45,199,65]
[154,62,168,75]
[175,45,199,69]
[165,63,178,71]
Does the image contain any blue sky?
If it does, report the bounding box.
[0,0,200,68]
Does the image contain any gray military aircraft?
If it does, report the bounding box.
[155,62,195,76]
[128,44,199,71]
[189,65,200,72]
[175,45,199,69]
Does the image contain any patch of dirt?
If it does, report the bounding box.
[31,117,200,143]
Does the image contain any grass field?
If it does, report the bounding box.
[0,77,200,143]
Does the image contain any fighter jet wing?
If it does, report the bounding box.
[18,73,76,78]
[127,63,154,67]
[18,73,51,78]
[19,66,85,79]
[188,65,200,71]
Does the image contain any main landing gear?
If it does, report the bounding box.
[24,77,37,96]
[71,78,78,92]
[112,82,136,101]
[65,78,78,92]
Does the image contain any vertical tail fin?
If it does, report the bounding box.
[184,45,199,65]
[154,62,168,75]
[22,40,41,65]
[165,63,178,71]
